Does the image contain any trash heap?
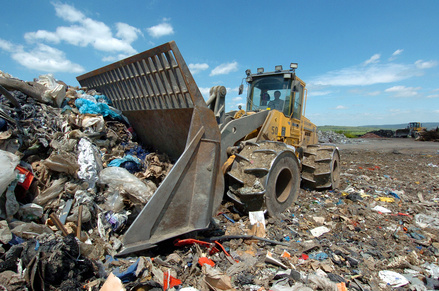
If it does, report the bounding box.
[418,129,439,141]
[318,130,352,144]
[1,72,439,290]
[367,130,395,138]
[359,132,382,138]
[0,72,173,290]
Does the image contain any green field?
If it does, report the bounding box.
[317,126,382,138]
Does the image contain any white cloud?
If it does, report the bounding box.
[335,105,347,110]
[227,87,240,93]
[385,85,421,97]
[11,43,84,73]
[0,38,15,52]
[24,30,60,44]
[24,3,139,56]
[426,94,439,98]
[210,62,238,76]
[367,91,381,96]
[232,96,243,102]
[364,54,380,65]
[116,23,142,43]
[102,53,132,62]
[415,60,438,69]
[310,58,433,87]
[189,63,209,74]
[308,90,332,97]
[147,21,174,38]
[389,49,404,61]
[53,2,85,22]
[392,49,403,56]
[198,87,211,96]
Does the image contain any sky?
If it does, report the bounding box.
[1,1,438,126]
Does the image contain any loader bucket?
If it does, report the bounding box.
[77,41,224,255]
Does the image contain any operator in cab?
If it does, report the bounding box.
[268,90,284,111]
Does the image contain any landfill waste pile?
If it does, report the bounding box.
[1,71,439,290]
[367,129,395,138]
[360,132,383,139]
[418,129,439,142]
[318,130,352,144]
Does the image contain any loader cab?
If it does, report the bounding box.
[409,122,421,130]
[243,64,305,120]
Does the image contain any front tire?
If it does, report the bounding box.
[226,141,300,217]
[265,151,300,216]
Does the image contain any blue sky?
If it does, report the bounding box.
[1,1,438,126]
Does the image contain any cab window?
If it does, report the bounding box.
[292,84,303,119]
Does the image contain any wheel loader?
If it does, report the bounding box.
[395,122,426,138]
[76,41,340,255]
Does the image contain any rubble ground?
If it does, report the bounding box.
[1,72,439,290]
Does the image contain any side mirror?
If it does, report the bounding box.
[238,84,244,95]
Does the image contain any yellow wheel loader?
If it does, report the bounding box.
[395,122,426,138]
[77,41,340,255]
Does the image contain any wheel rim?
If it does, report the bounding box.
[275,168,293,203]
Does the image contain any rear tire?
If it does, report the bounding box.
[301,144,340,190]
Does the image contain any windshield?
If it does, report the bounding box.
[247,75,292,115]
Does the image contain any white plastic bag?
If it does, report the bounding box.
[99,167,157,204]
[0,150,20,195]
[18,203,44,221]
[37,74,66,107]
[310,226,330,237]
[378,270,409,287]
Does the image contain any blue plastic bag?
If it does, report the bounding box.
[75,98,121,120]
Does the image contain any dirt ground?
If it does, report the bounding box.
[337,137,439,154]
[280,137,439,290]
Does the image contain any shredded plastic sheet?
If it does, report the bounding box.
[415,213,439,229]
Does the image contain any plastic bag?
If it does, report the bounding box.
[36,74,66,107]
[310,226,330,237]
[108,154,142,173]
[104,190,125,213]
[75,98,121,120]
[17,203,44,221]
[43,151,79,175]
[0,149,19,195]
[105,211,129,232]
[99,167,157,204]
[33,177,67,206]
[0,220,12,244]
[9,221,53,239]
[415,213,439,229]
[378,270,409,287]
